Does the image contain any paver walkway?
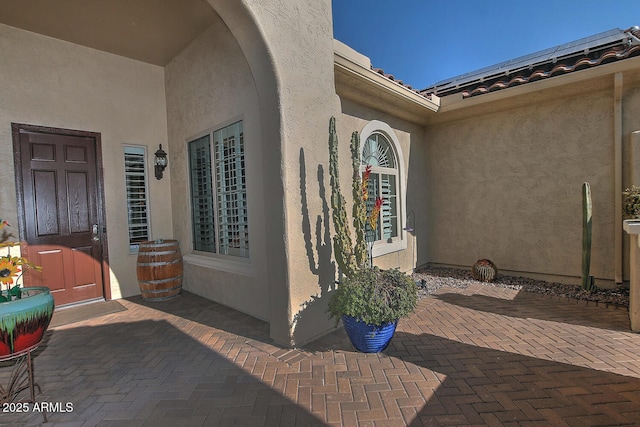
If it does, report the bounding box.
[2,283,640,426]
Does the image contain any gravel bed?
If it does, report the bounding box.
[412,266,630,309]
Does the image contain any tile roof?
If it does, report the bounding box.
[371,67,434,100]
[420,26,640,99]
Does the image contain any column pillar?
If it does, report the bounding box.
[623,220,640,332]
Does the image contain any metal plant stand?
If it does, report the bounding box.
[0,347,47,422]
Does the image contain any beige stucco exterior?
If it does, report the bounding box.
[0,0,343,346]
[2,2,640,346]
[423,63,640,287]
[164,12,269,320]
[336,101,422,272]
[0,23,172,300]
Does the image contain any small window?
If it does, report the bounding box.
[359,121,407,258]
[188,121,249,258]
[362,133,399,244]
[124,146,150,252]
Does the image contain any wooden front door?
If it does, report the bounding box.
[12,124,108,307]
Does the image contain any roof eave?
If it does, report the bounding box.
[437,55,640,113]
[333,39,440,123]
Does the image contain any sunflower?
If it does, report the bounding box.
[0,257,20,285]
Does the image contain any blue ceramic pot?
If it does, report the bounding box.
[0,287,55,359]
[342,315,397,353]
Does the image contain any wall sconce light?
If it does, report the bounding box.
[154,144,168,180]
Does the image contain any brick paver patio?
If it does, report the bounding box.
[2,283,640,426]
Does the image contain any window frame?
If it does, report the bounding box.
[359,121,407,258]
[123,145,151,253]
[185,118,251,269]
[188,134,217,253]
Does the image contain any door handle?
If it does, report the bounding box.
[92,224,100,242]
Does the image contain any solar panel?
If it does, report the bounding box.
[426,28,630,93]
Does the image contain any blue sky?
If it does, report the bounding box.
[332,1,640,90]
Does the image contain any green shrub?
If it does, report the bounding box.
[328,267,417,326]
[623,185,640,218]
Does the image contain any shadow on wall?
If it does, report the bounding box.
[292,148,336,344]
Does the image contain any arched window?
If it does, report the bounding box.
[360,121,406,257]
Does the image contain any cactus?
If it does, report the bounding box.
[329,117,356,278]
[350,131,368,268]
[582,182,595,290]
[471,259,497,282]
[328,117,369,278]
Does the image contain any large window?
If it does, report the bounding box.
[360,121,406,257]
[188,121,249,258]
[124,146,150,252]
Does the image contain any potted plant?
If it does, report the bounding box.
[326,117,417,352]
[327,266,417,352]
[0,218,53,359]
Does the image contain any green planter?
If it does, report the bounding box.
[0,287,54,359]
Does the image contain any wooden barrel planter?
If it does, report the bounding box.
[136,240,183,301]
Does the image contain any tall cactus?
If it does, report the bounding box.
[328,117,368,278]
[350,131,368,268]
[582,182,595,290]
[329,117,356,278]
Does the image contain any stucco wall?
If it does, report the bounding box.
[424,85,618,284]
[0,23,171,299]
[337,99,424,273]
[620,71,640,280]
[260,1,342,345]
[222,0,339,345]
[165,13,269,320]
[166,0,341,345]
[623,84,640,189]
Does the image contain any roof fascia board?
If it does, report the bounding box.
[333,39,440,112]
[439,55,640,112]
